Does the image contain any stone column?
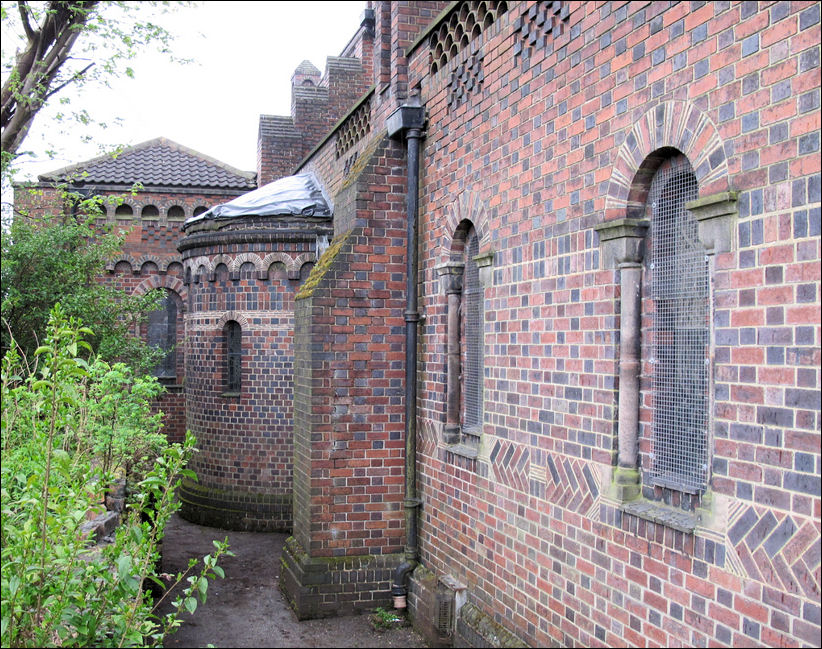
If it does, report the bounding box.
[594,218,649,501]
[437,262,464,445]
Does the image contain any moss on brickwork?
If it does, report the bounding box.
[457,602,527,648]
[340,135,387,191]
[178,477,291,532]
[295,229,353,299]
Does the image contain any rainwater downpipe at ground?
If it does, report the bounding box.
[386,99,426,610]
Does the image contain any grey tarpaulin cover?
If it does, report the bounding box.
[185,172,332,226]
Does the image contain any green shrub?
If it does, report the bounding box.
[1,306,229,647]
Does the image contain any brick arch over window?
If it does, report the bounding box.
[215,311,250,330]
[187,256,214,277]
[106,255,137,273]
[604,101,730,221]
[229,252,264,274]
[132,274,188,308]
[438,190,492,264]
[261,252,293,276]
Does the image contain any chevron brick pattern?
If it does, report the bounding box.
[490,440,530,493]
[543,455,601,516]
[726,503,820,601]
[418,419,439,458]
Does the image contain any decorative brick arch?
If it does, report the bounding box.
[212,253,231,270]
[604,101,730,220]
[291,253,317,279]
[106,255,138,273]
[438,190,492,264]
[188,256,214,275]
[215,311,249,330]
[132,274,188,307]
[261,252,293,276]
[229,252,264,273]
[135,254,163,274]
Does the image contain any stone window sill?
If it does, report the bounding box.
[220,391,241,398]
[620,499,699,534]
[445,442,479,460]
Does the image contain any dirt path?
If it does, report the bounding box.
[158,513,428,648]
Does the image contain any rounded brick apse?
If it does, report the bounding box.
[177,213,331,532]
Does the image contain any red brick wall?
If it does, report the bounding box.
[400,2,820,646]
[291,136,409,557]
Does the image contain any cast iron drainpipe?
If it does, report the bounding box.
[386,101,426,610]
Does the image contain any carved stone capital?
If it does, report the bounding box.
[685,191,738,254]
[594,218,650,267]
[435,261,465,294]
[473,250,494,288]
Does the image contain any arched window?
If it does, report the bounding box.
[147,290,177,380]
[115,204,133,218]
[141,205,159,219]
[168,205,186,220]
[443,222,484,449]
[645,155,709,494]
[462,227,483,438]
[224,320,242,394]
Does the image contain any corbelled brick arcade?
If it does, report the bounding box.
[17,2,820,647]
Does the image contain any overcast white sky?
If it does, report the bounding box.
[8,1,366,181]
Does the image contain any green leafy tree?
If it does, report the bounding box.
[1,187,165,371]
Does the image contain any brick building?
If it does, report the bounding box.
[14,138,257,443]
[260,2,820,647]
[15,1,820,647]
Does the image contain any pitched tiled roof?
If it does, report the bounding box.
[39,137,257,190]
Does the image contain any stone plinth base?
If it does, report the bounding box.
[280,536,402,620]
[178,477,291,532]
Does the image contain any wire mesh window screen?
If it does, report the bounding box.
[463,230,483,433]
[147,290,177,379]
[225,321,242,393]
[648,157,708,492]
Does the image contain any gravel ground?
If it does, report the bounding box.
[157,513,429,648]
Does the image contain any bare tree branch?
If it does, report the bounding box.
[2,1,100,161]
[16,1,36,41]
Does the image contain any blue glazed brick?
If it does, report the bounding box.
[741,34,758,57]
[800,3,820,29]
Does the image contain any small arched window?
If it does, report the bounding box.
[147,290,177,380]
[443,222,484,450]
[115,204,133,218]
[224,320,242,394]
[168,205,186,220]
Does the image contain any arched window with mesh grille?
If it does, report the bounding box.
[462,227,483,443]
[224,320,242,394]
[147,289,178,381]
[644,155,710,495]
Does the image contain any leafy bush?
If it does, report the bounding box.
[1,307,229,647]
[1,190,165,373]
